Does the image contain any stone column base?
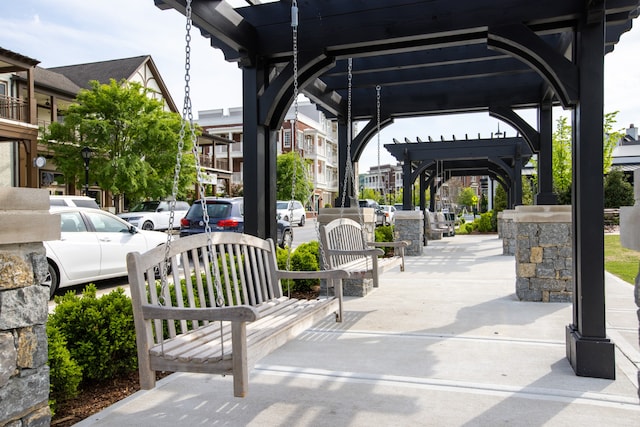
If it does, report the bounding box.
[320,277,374,297]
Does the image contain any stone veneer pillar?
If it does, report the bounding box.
[498,209,516,255]
[618,169,640,400]
[394,210,423,256]
[0,188,59,426]
[513,205,572,302]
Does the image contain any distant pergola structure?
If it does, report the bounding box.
[156,0,640,380]
[385,135,534,210]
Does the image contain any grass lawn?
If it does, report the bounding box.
[604,234,640,284]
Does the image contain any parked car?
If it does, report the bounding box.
[118,200,190,231]
[276,200,306,226]
[49,195,100,209]
[44,207,170,299]
[380,204,397,226]
[358,199,386,226]
[180,197,292,248]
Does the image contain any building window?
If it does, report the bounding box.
[284,130,291,148]
[297,130,304,149]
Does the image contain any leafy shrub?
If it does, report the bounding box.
[48,284,137,382]
[465,223,473,233]
[476,212,494,232]
[490,210,498,231]
[375,225,394,256]
[604,169,634,208]
[290,241,321,292]
[277,241,322,293]
[375,225,393,242]
[47,322,82,413]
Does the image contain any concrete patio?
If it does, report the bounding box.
[77,233,639,426]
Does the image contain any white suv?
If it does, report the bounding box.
[49,195,100,209]
[118,200,190,231]
[276,200,306,226]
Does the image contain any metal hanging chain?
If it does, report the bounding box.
[283,0,300,297]
[338,58,367,253]
[376,85,384,204]
[163,0,226,357]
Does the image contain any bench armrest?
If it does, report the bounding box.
[141,304,260,323]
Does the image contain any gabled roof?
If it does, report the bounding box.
[48,56,150,89]
[31,67,82,95]
[46,55,177,112]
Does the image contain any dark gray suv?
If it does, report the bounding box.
[180,197,292,248]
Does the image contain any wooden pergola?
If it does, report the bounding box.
[155,0,640,380]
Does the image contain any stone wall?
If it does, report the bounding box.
[498,209,516,255]
[0,188,59,426]
[394,210,423,256]
[513,205,572,302]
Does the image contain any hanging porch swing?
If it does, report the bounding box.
[126,0,348,398]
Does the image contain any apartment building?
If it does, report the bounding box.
[1,49,232,208]
[198,101,339,212]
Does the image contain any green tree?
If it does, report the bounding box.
[276,151,312,202]
[457,187,476,210]
[604,169,634,208]
[550,112,623,204]
[522,175,535,206]
[603,112,625,174]
[494,184,507,212]
[552,116,573,204]
[42,79,194,212]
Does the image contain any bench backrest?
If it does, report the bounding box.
[127,232,282,343]
[320,218,367,267]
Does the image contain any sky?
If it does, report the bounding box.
[3,0,640,171]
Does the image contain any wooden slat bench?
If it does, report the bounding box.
[425,211,449,240]
[127,232,348,398]
[319,217,409,288]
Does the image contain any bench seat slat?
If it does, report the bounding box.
[148,297,338,364]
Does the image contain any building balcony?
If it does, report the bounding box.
[0,95,29,123]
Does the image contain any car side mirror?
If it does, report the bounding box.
[128,225,138,234]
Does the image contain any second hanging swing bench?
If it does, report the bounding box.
[319,79,409,290]
[127,0,348,399]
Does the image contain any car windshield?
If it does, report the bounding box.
[131,201,160,212]
[189,202,234,219]
[276,202,289,209]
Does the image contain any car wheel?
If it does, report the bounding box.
[45,261,59,300]
[280,230,292,248]
[299,215,305,226]
[142,221,154,230]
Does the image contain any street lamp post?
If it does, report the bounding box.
[81,147,92,196]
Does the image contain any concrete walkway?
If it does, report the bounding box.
[77,234,639,426]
